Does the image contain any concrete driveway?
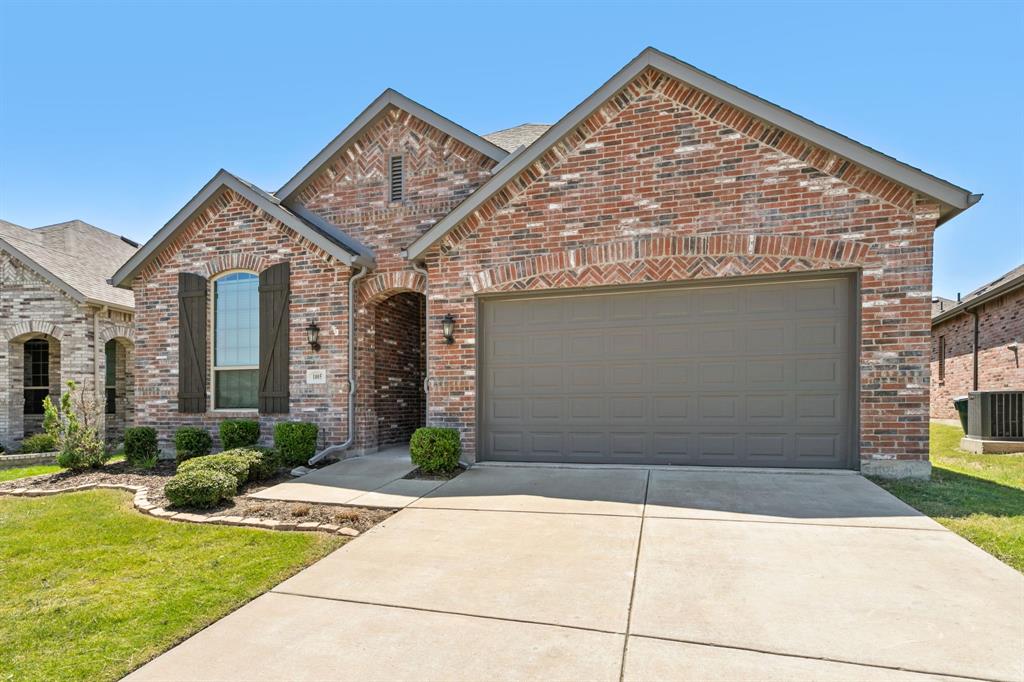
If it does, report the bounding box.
[128,466,1024,682]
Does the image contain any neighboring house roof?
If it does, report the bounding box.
[931,296,957,317]
[932,264,1024,325]
[276,89,510,202]
[111,170,375,288]
[483,124,551,152]
[405,47,981,260]
[0,218,138,310]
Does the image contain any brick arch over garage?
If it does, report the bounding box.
[469,234,871,293]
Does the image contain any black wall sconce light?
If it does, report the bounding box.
[306,321,321,351]
[441,314,455,345]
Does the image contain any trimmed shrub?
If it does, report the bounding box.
[220,420,260,450]
[225,447,281,482]
[274,422,318,467]
[174,426,212,463]
[124,427,159,467]
[409,427,462,474]
[164,468,236,509]
[177,453,250,488]
[19,433,58,453]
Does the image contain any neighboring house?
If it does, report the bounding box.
[931,265,1024,420]
[0,219,139,449]
[112,47,980,478]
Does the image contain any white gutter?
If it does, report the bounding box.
[309,266,369,465]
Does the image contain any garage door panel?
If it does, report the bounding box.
[480,276,854,468]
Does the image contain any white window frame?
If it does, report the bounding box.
[211,269,259,412]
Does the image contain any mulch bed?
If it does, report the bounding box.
[403,466,464,481]
[0,460,394,533]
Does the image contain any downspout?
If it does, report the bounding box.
[308,266,368,465]
[410,262,430,395]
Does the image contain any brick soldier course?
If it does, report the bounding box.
[113,48,979,477]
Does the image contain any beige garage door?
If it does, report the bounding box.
[479,275,856,468]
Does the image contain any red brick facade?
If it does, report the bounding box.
[131,106,493,452]
[126,61,966,477]
[930,286,1024,419]
[423,69,940,475]
[373,292,425,446]
[132,191,351,450]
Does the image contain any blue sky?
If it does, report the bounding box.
[1,1,1020,297]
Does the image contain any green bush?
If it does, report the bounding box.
[409,427,462,474]
[220,420,260,450]
[124,427,159,467]
[274,422,319,467]
[19,433,58,453]
[225,447,281,481]
[177,453,249,488]
[164,468,236,509]
[45,381,108,470]
[173,426,212,463]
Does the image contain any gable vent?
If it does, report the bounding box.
[389,155,404,202]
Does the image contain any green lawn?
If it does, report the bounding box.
[0,490,343,681]
[875,423,1024,572]
[0,455,126,483]
[0,464,62,482]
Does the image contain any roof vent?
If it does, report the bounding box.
[389,155,404,203]
[120,236,140,248]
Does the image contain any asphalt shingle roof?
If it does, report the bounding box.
[0,219,137,309]
[932,263,1024,321]
[483,124,551,152]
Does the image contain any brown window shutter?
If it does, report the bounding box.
[259,262,290,414]
[178,272,208,413]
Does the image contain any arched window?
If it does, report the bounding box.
[212,272,259,409]
[23,338,50,415]
[105,340,117,414]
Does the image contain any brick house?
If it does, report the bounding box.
[930,264,1024,420]
[113,48,979,478]
[0,219,138,449]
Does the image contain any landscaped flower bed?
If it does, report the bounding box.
[0,460,393,534]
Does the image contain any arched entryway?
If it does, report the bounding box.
[7,332,62,440]
[372,291,426,448]
[102,337,135,446]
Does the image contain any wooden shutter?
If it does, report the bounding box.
[178,272,208,413]
[259,262,290,414]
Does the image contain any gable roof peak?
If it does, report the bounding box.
[111,169,374,288]
[405,46,980,261]
[276,89,508,202]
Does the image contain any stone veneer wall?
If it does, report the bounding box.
[0,252,135,449]
[930,286,1024,419]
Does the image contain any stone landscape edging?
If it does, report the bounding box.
[0,482,360,537]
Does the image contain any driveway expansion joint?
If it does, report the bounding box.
[619,469,651,682]
[627,634,1016,682]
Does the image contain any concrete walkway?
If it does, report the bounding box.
[128,467,1024,682]
[248,446,446,508]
